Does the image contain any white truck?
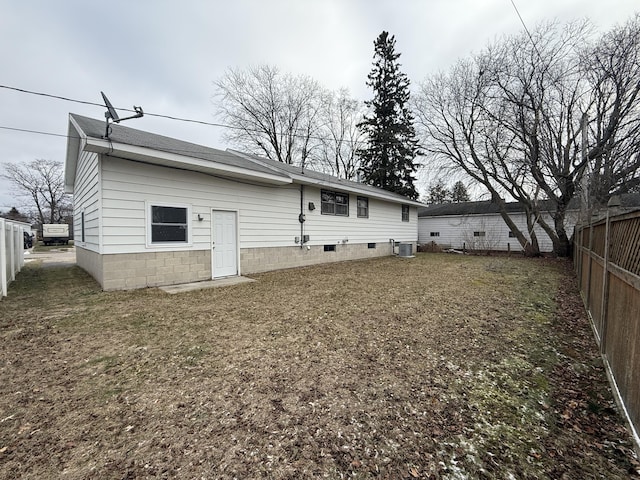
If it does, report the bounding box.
[42,223,69,246]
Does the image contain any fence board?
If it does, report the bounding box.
[0,218,29,298]
[574,208,640,455]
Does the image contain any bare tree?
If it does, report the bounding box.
[2,159,70,225]
[583,14,640,206]
[427,180,451,204]
[213,65,324,168]
[414,16,640,256]
[313,89,365,179]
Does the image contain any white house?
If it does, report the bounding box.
[64,114,422,290]
[418,201,580,253]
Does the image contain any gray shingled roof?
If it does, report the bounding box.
[69,114,423,206]
[417,199,577,217]
[230,150,422,205]
[70,114,285,178]
[418,194,640,218]
[418,200,531,217]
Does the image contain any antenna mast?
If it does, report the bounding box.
[101,91,144,138]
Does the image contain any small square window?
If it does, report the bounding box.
[149,205,189,244]
[368,243,376,249]
[508,231,516,238]
[402,205,409,222]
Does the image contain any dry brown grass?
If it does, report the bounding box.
[0,254,638,479]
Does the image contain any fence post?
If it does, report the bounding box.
[0,219,6,297]
[586,220,594,310]
[599,197,621,354]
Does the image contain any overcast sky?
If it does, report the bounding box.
[0,0,638,210]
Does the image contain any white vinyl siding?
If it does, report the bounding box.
[72,150,101,252]
[304,187,417,245]
[418,211,578,253]
[100,157,300,254]
[98,157,418,254]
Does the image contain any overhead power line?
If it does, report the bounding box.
[0,84,370,147]
[0,125,69,138]
[509,0,544,60]
[0,84,232,130]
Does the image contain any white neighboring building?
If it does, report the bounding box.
[418,201,580,253]
[64,114,422,290]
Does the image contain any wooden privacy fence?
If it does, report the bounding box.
[574,208,640,452]
[0,218,29,298]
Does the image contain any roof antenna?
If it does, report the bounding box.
[101,91,144,138]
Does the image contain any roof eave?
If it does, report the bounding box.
[290,173,424,206]
[83,138,293,186]
[64,115,85,193]
[227,149,423,206]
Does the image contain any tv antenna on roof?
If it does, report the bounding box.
[101,91,144,138]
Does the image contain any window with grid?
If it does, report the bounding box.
[150,205,189,243]
[402,205,409,222]
[321,190,349,216]
[357,196,369,218]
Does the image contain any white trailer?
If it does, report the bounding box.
[42,224,69,246]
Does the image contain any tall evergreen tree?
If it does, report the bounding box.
[357,31,420,200]
[451,181,471,202]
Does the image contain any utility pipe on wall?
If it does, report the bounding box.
[299,184,305,249]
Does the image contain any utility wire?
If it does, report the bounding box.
[0,125,69,139]
[0,84,369,146]
[509,0,544,60]
[0,84,233,130]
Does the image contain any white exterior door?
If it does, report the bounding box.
[211,210,238,278]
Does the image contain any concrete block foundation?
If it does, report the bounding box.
[77,242,412,291]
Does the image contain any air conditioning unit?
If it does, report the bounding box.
[398,243,413,257]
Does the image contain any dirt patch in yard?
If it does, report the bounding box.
[0,255,638,479]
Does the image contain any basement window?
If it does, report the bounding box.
[368,243,376,249]
[148,203,191,245]
[324,244,336,252]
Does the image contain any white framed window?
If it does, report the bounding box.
[357,196,369,218]
[146,202,192,247]
[402,205,410,222]
[473,231,486,237]
[430,232,440,237]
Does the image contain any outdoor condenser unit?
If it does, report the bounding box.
[398,243,413,257]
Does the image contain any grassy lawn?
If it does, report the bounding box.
[0,254,638,479]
